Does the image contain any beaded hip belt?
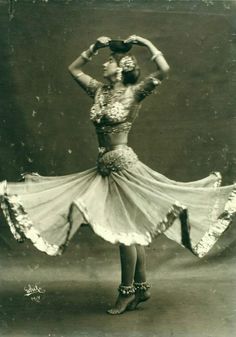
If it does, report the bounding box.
[95,122,132,135]
[96,145,138,176]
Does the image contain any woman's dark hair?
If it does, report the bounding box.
[111,52,140,85]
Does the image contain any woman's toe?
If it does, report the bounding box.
[106,308,123,315]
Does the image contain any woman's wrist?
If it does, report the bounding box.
[151,51,163,62]
[147,44,163,60]
[89,44,98,55]
[146,42,160,53]
[143,40,153,49]
[81,44,98,62]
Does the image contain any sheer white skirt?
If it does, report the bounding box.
[0,153,235,258]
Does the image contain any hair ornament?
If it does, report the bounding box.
[116,67,123,81]
[119,56,136,72]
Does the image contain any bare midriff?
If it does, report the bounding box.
[97,132,129,150]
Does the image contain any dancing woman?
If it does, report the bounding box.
[68,35,170,314]
[0,35,235,315]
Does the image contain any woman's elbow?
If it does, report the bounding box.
[161,65,170,78]
[68,65,78,77]
[68,64,74,73]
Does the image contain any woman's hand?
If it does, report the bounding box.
[124,35,151,47]
[94,36,111,51]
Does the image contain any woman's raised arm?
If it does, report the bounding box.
[124,35,170,102]
[68,36,111,98]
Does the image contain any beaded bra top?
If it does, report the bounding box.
[84,73,161,136]
[90,84,140,134]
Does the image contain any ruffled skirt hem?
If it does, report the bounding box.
[0,165,235,258]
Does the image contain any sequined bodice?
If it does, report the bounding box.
[90,84,140,127]
[89,84,141,149]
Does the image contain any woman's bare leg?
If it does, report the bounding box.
[120,244,137,285]
[107,244,136,315]
[134,244,147,283]
[127,245,151,310]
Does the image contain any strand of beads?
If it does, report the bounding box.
[90,85,128,123]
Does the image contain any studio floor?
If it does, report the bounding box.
[1,224,236,337]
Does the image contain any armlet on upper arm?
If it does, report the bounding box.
[72,71,103,99]
[134,73,162,101]
[86,78,103,98]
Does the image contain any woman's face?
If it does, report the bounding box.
[103,56,118,79]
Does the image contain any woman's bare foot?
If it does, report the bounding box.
[127,289,151,311]
[107,293,136,315]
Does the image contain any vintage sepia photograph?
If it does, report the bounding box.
[0,1,236,336]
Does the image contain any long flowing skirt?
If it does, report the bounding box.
[0,146,235,258]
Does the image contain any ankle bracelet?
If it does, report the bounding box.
[134,281,151,292]
[118,284,135,296]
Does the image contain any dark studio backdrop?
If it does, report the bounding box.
[0,1,236,337]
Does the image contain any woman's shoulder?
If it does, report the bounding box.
[129,74,162,102]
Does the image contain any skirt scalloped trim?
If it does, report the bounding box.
[0,194,62,256]
[191,184,236,257]
[73,199,187,246]
[1,181,235,258]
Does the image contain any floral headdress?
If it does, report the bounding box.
[119,56,136,72]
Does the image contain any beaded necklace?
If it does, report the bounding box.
[98,85,126,105]
[90,85,129,124]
